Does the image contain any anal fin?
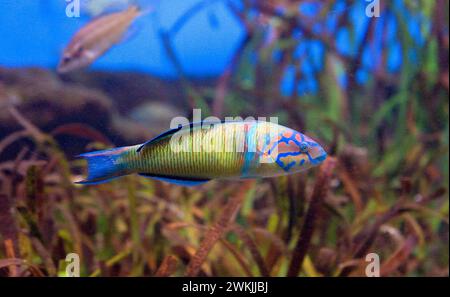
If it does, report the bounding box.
[138,173,210,187]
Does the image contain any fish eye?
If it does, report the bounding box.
[71,46,84,58]
[63,56,71,63]
[299,142,309,153]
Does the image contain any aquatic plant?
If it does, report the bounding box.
[0,0,448,277]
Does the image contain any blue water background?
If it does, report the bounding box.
[0,0,427,95]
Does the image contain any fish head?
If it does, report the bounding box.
[259,127,327,174]
[57,44,94,73]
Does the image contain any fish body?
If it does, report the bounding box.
[77,121,327,186]
[58,5,142,73]
[82,0,135,17]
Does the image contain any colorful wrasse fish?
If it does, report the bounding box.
[58,5,148,73]
[76,121,327,186]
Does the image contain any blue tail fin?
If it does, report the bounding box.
[76,147,131,185]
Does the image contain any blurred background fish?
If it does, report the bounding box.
[81,0,137,16]
[58,5,151,73]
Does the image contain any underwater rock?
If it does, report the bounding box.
[0,67,119,159]
[58,70,216,113]
[0,67,113,133]
[0,67,156,158]
[0,67,216,159]
[129,101,184,134]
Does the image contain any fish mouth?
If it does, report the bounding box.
[315,153,327,163]
[311,149,327,165]
[57,62,70,74]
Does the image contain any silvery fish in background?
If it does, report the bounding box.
[82,0,135,16]
[76,121,327,186]
[58,5,148,73]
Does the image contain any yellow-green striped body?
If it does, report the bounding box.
[121,122,249,179]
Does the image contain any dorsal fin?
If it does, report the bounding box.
[136,120,230,153]
[136,123,184,153]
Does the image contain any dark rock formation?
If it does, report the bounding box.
[0,67,209,159]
